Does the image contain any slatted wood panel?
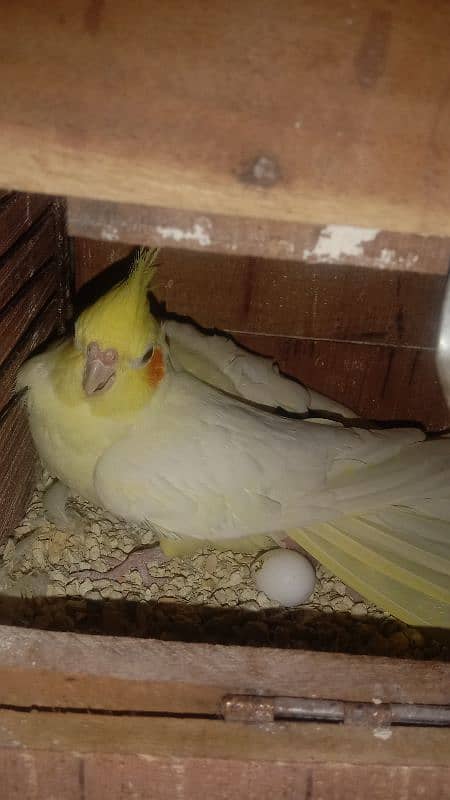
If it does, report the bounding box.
[0,404,37,537]
[1,2,450,241]
[0,260,60,371]
[73,239,450,430]
[0,299,60,415]
[0,192,68,541]
[0,193,49,258]
[0,212,57,308]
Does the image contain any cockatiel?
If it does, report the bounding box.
[17,250,450,627]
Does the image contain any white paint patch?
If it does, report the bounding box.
[379,248,396,266]
[404,253,419,269]
[372,697,383,705]
[377,248,420,270]
[303,225,379,262]
[101,224,120,242]
[373,727,392,740]
[156,222,212,247]
[275,238,295,256]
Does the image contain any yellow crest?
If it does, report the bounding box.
[75,248,159,360]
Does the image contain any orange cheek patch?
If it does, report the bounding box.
[147,347,165,386]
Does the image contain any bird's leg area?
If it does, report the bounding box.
[44,482,168,584]
[74,544,168,584]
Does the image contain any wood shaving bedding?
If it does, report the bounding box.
[0,471,447,660]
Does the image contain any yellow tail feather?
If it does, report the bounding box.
[288,508,450,627]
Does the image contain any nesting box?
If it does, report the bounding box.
[0,2,449,798]
[0,191,449,799]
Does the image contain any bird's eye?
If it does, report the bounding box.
[141,346,154,365]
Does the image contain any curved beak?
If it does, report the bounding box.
[83,342,118,396]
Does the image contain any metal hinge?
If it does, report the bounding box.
[221,695,450,729]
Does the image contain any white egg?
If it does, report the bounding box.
[255,549,316,607]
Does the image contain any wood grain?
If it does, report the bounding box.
[237,335,450,430]
[74,241,446,349]
[0,211,56,308]
[0,626,448,713]
[68,197,450,273]
[1,749,81,800]
[0,403,37,541]
[73,237,134,290]
[0,192,49,258]
[0,260,59,370]
[73,240,449,429]
[0,195,68,543]
[0,710,449,800]
[0,298,59,415]
[1,2,450,237]
[156,249,447,349]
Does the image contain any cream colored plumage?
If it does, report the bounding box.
[17,250,450,626]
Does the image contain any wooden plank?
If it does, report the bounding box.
[52,196,73,334]
[0,260,59,370]
[68,198,450,273]
[237,335,450,431]
[72,240,449,429]
[0,297,59,415]
[7,708,448,766]
[73,239,446,349]
[0,197,66,543]
[0,210,56,308]
[83,761,450,800]
[0,192,49,258]
[1,2,450,238]
[0,403,36,541]
[73,237,134,291]
[0,626,448,714]
[1,749,81,800]
[82,759,450,800]
[156,249,446,349]
[0,710,448,800]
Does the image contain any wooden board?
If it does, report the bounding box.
[0,627,449,798]
[0,626,448,713]
[0,709,449,800]
[74,240,446,347]
[0,298,60,415]
[0,202,68,415]
[72,239,450,429]
[0,195,69,543]
[238,335,450,430]
[154,249,447,349]
[0,192,49,258]
[0,403,37,540]
[0,259,60,370]
[0,212,56,308]
[73,237,133,291]
[1,2,450,240]
[68,197,450,273]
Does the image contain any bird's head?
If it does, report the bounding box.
[53,248,165,415]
